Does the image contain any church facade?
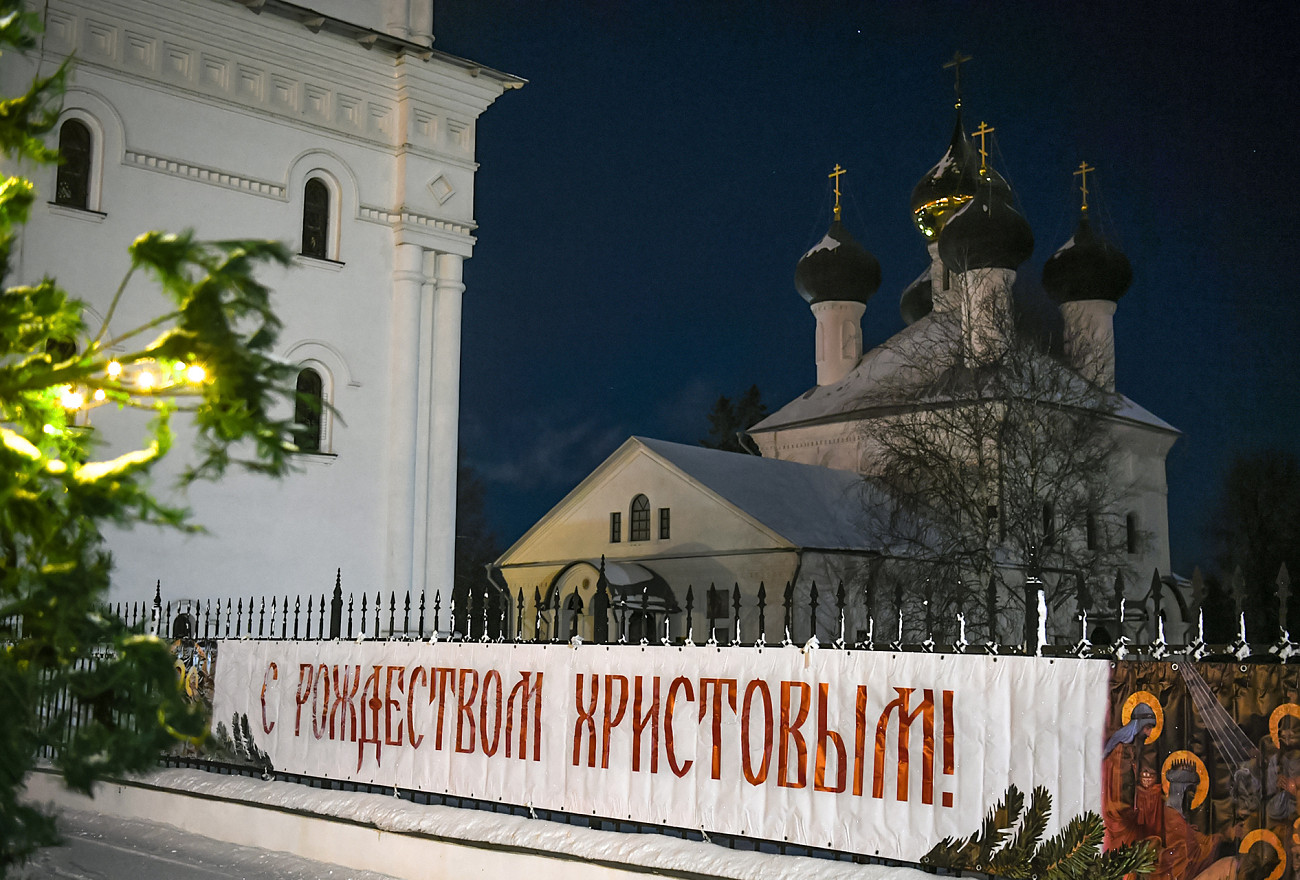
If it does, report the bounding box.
[495,100,1183,646]
[2,0,522,601]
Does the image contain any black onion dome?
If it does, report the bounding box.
[910,113,981,240]
[900,270,933,325]
[794,219,882,305]
[937,181,1034,271]
[1042,214,1132,303]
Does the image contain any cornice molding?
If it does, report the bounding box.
[44,0,497,157]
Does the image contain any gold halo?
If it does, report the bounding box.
[1292,817,1300,848]
[1121,691,1164,744]
[1270,703,1300,749]
[1241,829,1286,880]
[1161,751,1209,810]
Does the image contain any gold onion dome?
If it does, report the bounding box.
[937,178,1034,271]
[1042,213,1132,303]
[794,219,882,305]
[910,113,1012,240]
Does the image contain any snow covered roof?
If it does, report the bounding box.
[634,437,890,552]
[750,312,1179,436]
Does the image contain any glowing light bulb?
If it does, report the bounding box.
[106,361,122,378]
[58,385,84,410]
[93,389,106,402]
[42,424,58,435]
[137,371,155,390]
[185,364,206,383]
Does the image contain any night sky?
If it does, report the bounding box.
[432,1,1300,576]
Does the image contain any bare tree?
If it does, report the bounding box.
[856,279,1138,645]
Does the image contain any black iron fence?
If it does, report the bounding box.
[97,564,1298,663]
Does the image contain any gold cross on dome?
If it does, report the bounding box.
[974,121,996,169]
[1074,160,1095,212]
[828,164,847,221]
[942,51,973,108]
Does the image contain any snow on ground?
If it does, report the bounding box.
[134,768,934,880]
[12,805,404,880]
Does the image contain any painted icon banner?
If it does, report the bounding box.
[211,640,1107,860]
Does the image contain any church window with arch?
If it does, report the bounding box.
[629,494,650,542]
[301,177,330,259]
[1125,512,1139,555]
[55,119,92,209]
[293,367,324,453]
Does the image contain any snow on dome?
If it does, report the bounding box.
[1043,214,1132,303]
[937,182,1033,271]
[794,219,881,305]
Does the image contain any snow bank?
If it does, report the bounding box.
[136,768,934,880]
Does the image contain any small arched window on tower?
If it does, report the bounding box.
[629,494,650,542]
[301,178,330,259]
[1085,511,1098,551]
[293,367,324,453]
[1042,502,1055,544]
[55,119,92,209]
[1126,512,1139,555]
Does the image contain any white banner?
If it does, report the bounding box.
[211,641,1107,860]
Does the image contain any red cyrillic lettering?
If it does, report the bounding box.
[505,671,544,761]
[632,675,660,773]
[873,687,935,802]
[357,665,384,771]
[814,682,847,792]
[778,680,811,788]
[665,676,694,778]
[312,664,331,740]
[741,678,772,785]
[384,666,405,747]
[456,668,479,754]
[852,684,869,795]
[601,674,629,769]
[572,673,599,767]
[698,678,738,780]
[480,669,503,756]
[329,664,360,741]
[294,663,314,737]
[407,666,427,749]
[430,666,457,750]
[260,662,278,734]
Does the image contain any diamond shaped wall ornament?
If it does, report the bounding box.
[428,174,453,205]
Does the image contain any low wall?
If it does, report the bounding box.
[22,767,925,880]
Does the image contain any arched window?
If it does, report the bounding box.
[1126,513,1139,555]
[1042,502,1055,543]
[629,494,650,542]
[301,177,330,259]
[1085,511,1098,551]
[55,119,92,209]
[293,367,324,452]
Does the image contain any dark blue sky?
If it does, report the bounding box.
[435,1,1300,576]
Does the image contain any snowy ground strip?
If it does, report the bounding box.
[134,768,933,880]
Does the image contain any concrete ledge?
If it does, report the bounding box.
[23,768,926,880]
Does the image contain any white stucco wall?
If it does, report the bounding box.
[1,0,519,604]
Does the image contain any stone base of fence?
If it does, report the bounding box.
[21,767,932,880]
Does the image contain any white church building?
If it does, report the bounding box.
[2,0,522,602]
[495,103,1184,646]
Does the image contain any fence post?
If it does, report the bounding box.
[329,569,343,639]
[151,581,162,636]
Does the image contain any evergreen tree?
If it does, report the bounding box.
[701,384,766,453]
[1211,447,1300,639]
[0,6,299,869]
